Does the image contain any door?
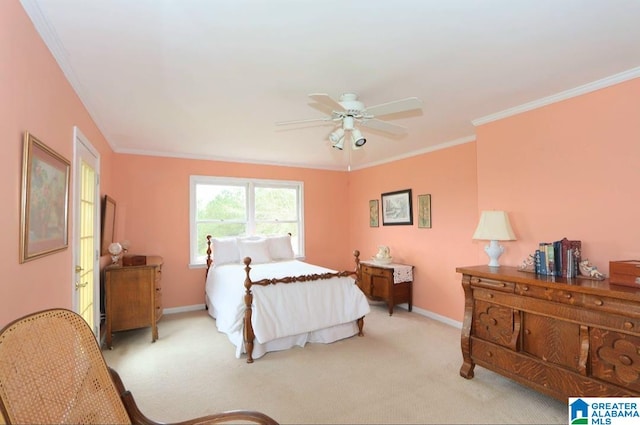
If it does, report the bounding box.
[72,127,100,336]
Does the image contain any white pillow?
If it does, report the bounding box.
[212,238,240,266]
[237,238,272,264]
[268,235,295,261]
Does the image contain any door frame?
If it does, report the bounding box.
[71,126,101,335]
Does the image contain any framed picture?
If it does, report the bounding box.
[418,194,432,228]
[20,132,70,263]
[381,189,413,226]
[369,199,379,227]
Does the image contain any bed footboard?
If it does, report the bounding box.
[242,250,364,363]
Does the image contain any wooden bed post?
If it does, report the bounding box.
[205,235,213,276]
[243,257,255,363]
[353,249,361,282]
[353,250,364,336]
[204,235,213,307]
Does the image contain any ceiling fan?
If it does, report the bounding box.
[276,93,423,150]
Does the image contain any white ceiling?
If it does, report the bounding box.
[21,0,640,171]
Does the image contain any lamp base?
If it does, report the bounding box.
[484,240,505,267]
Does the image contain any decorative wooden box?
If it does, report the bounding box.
[123,255,147,267]
[609,260,640,287]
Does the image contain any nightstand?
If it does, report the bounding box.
[358,260,413,315]
[104,255,162,348]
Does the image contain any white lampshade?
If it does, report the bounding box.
[472,210,516,267]
[472,211,516,241]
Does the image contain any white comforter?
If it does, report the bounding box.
[205,260,370,358]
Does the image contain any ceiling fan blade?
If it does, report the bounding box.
[275,117,333,126]
[365,97,423,117]
[359,118,408,135]
[308,93,345,112]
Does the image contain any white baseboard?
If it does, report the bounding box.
[163,304,206,315]
[392,303,463,329]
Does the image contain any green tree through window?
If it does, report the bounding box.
[190,176,304,265]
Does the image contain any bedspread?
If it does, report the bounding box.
[205,260,370,356]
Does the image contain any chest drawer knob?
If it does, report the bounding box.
[522,285,529,291]
[524,329,531,335]
[564,293,572,299]
[619,354,633,366]
[624,321,634,330]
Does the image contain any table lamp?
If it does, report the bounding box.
[472,210,516,267]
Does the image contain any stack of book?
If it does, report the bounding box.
[534,238,581,277]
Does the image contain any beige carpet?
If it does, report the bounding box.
[102,303,567,424]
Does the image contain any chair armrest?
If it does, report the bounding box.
[108,367,278,425]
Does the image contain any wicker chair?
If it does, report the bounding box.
[0,308,278,425]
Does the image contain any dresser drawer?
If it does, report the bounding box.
[516,283,640,318]
[470,276,515,293]
[515,283,584,305]
[361,264,392,279]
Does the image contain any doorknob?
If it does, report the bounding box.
[75,265,84,273]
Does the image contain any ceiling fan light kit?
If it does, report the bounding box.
[276,92,422,152]
[329,128,345,148]
[351,128,366,149]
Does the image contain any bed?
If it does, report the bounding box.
[204,234,370,363]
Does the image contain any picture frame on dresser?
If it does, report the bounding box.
[381,189,413,226]
[19,132,71,263]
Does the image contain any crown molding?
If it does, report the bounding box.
[472,67,640,127]
[349,135,476,171]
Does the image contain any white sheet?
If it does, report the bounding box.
[205,260,370,359]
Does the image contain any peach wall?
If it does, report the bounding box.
[476,78,640,273]
[348,143,479,322]
[0,0,115,326]
[110,154,349,309]
[4,0,640,328]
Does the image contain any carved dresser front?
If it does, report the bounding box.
[457,265,640,400]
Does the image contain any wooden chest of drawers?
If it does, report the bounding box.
[104,255,163,348]
[457,265,640,400]
[358,261,413,315]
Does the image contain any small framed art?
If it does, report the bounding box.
[369,199,379,227]
[381,189,413,226]
[418,194,432,228]
[20,132,70,263]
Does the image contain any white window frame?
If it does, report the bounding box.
[189,175,304,267]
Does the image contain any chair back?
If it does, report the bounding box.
[0,309,130,424]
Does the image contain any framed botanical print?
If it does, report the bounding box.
[369,199,379,227]
[418,194,432,228]
[20,132,70,263]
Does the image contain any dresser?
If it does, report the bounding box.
[104,256,163,349]
[457,265,640,400]
[358,261,413,315]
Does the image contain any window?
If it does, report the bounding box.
[189,176,304,266]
